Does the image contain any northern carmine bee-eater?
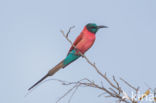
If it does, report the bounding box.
[28,23,108,90]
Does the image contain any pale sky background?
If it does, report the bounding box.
[0,0,156,103]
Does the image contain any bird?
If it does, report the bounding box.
[28,23,108,90]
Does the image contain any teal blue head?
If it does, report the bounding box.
[86,23,108,34]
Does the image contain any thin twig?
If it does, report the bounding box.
[66,26,75,38]
[120,78,137,91]
[56,84,78,103]
[68,84,80,103]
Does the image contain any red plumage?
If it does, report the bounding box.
[68,26,96,55]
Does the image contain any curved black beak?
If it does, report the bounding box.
[97,25,108,29]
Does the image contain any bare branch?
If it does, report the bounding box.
[56,84,77,103]
[59,26,132,103]
[113,76,121,95]
[120,78,137,91]
[66,26,75,38]
[56,26,154,103]
[68,84,80,103]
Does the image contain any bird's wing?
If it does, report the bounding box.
[67,32,83,55]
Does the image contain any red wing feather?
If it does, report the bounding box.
[67,32,83,54]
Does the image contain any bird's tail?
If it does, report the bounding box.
[28,60,64,91]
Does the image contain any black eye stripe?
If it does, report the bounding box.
[89,27,96,29]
